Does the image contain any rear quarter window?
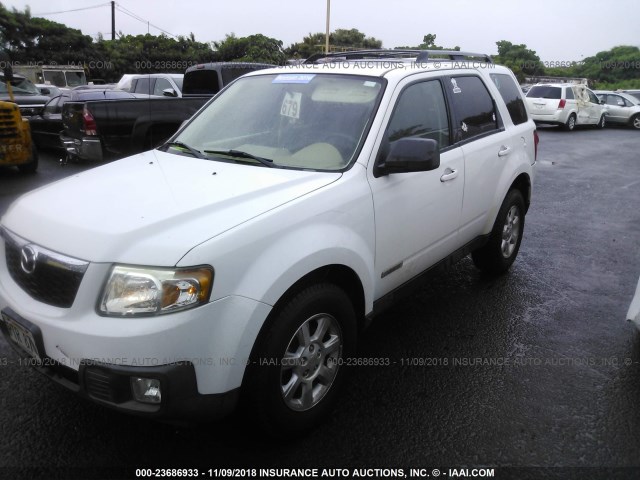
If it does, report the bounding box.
[490,73,528,125]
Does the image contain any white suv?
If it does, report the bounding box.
[526,83,606,130]
[0,50,537,434]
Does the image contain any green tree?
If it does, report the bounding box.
[213,33,286,65]
[546,45,640,88]
[286,28,382,59]
[394,34,460,51]
[494,40,544,82]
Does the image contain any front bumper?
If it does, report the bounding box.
[0,311,238,421]
[0,232,272,421]
[60,134,103,161]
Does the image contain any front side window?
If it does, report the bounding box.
[43,96,61,115]
[173,73,384,171]
[490,73,528,125]
[449,76,498,142]
[153,78,173,96]
[385,79,450,149]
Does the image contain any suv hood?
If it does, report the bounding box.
[2,150,340,265]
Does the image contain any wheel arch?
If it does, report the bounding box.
[510,172,531,213]
[252,264,367,348]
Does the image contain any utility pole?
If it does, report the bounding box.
[325,0,330,54]
[111,1,115,40]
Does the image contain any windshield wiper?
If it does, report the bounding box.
[204,149,275,168]
[163,141,205,159]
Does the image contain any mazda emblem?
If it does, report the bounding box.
[20,245,38,274]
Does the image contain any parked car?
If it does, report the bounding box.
[35,84,62,97]
[29,88,138,150]
[525,83,606,130]
[0,72,50,117]
[61,63,272,162]
[595,90,640,129]
[0,50,537,434]
[619,90,640,102]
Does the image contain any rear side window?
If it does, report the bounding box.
[527,86,561,99]
[565,88,574,100]
[490,73,528,125]
[448,76,498,142]
[133,78,152,95]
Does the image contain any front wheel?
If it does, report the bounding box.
[244,283,357,435]
[472,189,526,275]
[630,114,640,130]
[596,115,606,129]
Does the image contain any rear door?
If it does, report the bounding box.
[447,74,512,243]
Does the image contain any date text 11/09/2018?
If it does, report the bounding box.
[135,468,496,478]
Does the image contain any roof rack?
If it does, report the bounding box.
[304,49,493,64]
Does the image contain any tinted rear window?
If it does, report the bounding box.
[490,73,528,125]
[448,76,498,142]
[527,86,561,99]
[183,70,220,95]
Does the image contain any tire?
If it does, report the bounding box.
[630,114,640,130]
[17,143,38,174]
[596,115,606,129]
[563,114,576,131]
[244,283,357,435]
[471,189,526,275]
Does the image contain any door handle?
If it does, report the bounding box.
[498,145,512,157]
[440,168,458,182]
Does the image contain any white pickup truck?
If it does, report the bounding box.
[0,50,537,434]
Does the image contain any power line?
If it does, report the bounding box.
[114,3,177,38]
[33,1,178,39]
[33,2,111,16]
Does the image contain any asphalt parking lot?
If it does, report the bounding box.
[0,126,639,480]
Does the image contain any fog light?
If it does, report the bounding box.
[131,377,162,404]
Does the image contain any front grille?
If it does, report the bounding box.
[82,365,130,404]
[0,105,20,140]
[2,228,89,308]
[84,368,116,402]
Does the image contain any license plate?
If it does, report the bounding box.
[1,311,41,360]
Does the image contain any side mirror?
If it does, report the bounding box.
[599,99,606,105]
[162,88,178,97]
[617,100,625,107]
[40,88,51,95]
[374,137,440,177]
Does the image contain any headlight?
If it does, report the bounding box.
[99,265,213,316]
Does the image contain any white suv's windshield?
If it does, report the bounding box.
[172,73,384,171]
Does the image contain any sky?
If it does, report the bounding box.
[3,0,639,62]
